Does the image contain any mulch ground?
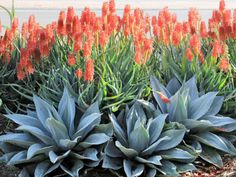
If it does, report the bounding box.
[1,116,236,177]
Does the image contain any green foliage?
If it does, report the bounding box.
[151,76,236,167]
[103,102,197,177]
[0,88,112,177]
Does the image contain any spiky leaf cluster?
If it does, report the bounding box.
[0,88,111,177]
[151,76,236,167]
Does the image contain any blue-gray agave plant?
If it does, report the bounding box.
[0,88,112,177]
[150,76,236,168]
[103,102,197,177]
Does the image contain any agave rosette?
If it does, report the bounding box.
[103,102,197,177]
[151,76,236,167]
[0,88,112,177]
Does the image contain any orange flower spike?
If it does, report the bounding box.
[186,48,194,61]
[21,22,28,39]
[20,48,29,66]
[84,58,94,82]
[219,0,225,12]
[109,0,116,15]
[134,46,142,64]
[83,41,92,58]
[212,41,221,59]
[75,68,83,79]
[99,30,109,48]
[68,53,76,66]
[26,60,34,74]
[11,17,19,33]
[189,34,201,55]
[28,15,36,32]
[57,11,66,35]
[219,58,229,72]
[200,21,207,38]
[66,7,75,24]
[16,64,26,80]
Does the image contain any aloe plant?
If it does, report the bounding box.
[150,76,236,167]
[103,102,197,177]
[0,88,112,177]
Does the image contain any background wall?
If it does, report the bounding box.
[0,0,236,27]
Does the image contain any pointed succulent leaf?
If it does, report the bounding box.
[124,159,144,177]
[45,161,61,175]
[183,76,198,99]
[182,119,214,133]
[115,141,138,158]
[80,101,100,121]
[58,88,76,137]
[129,124,149,152]
[199,145,223,168]
[78,133,110,148]
[205,96,224,116]
[135,155,162,166]
[92,123,113,137]
[46,118,69,146]
[192,132,236,155]
[202,115,236,132]
[175,163,197,173]
[34,161,51,177]
[157,160,179,176]
[102,155,123,170]
[27,144,54,159]
[19,169,30,177]
[49,150,71,164]
[60,160,83,177]
[189,92,218,120]
[155,129,185,151]
[148,114,167,144]
[5,114,41,128]
[160,148,196,163]
[110,113,128,146]
[33,95,62,128]
[74,113,101,139]
[17,125,54,145]
[166,77,181,95]
[146,169,156,177]
[105,140,123,158]
[150,76,170,112]
[0,133,36,148]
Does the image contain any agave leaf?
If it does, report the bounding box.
[148,114,167,144]
[150,76,170,112]
[80,101,100,121]
[93,123,113,137]
[160,148,196,163]
[189,92,218,120]
[60,160,83,177]
[110,113,128,146]
[5,114,41,129]
[71,148,99,161]
[0,133,36,148]
[45,161,61,175]
[105,140,123,158]
[27,144,54,159]
[0,152,17,163]
[135,155,162,166]
[205,96,224,116]
[202,115,236,132]
[34,161,51,177]
[33,95,62,128]
[141,136,171,156]
[0,142,21,153]
[19,168,30,177]
[146,169,156,177]
[46,118,69,147]
[78,133,110,148]
[183,76,198,99]
[58,88,76,137]
[182,119,214,133]
[192,132,236,155]
[129,124,149,152]
[27,109,37,118]
[155,129,185,151]
[199,145,223,168]
[102,155,123,170]
[167,91,188,122]
[49,150,71,164]
[17,125,54,145]
[166,78,181,95]
[124,159,144,177]
[115,141,138,158]
[175,163,197,173]
[157,160,179,176]
[74,113,101,139]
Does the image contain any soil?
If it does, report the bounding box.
[1,115,236,177]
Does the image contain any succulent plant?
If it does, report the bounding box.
[103,102,197,177]
[150,76,236,167]
[0,88,112,177]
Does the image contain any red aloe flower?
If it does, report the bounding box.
[83,41,92,58]
[20,48,29,66]
[99,30,109,47]
[21,22,28,39]
[219,0,225,12]
[200,21,207,38]
[26,60,34,74]
[156,92,170,103]
[219,58,229,72]
[189,34,201,55]
[57,11,66,35]
[212,40,221,58]
[75,68,83,79]
[186,48,193,61]
[16,64,25,80]
[28,15,36,32]
[68,53,76,66]
[32,48,41,63]
[109,0,116,15]
[11,17,19,33]
[84,58,94,81]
